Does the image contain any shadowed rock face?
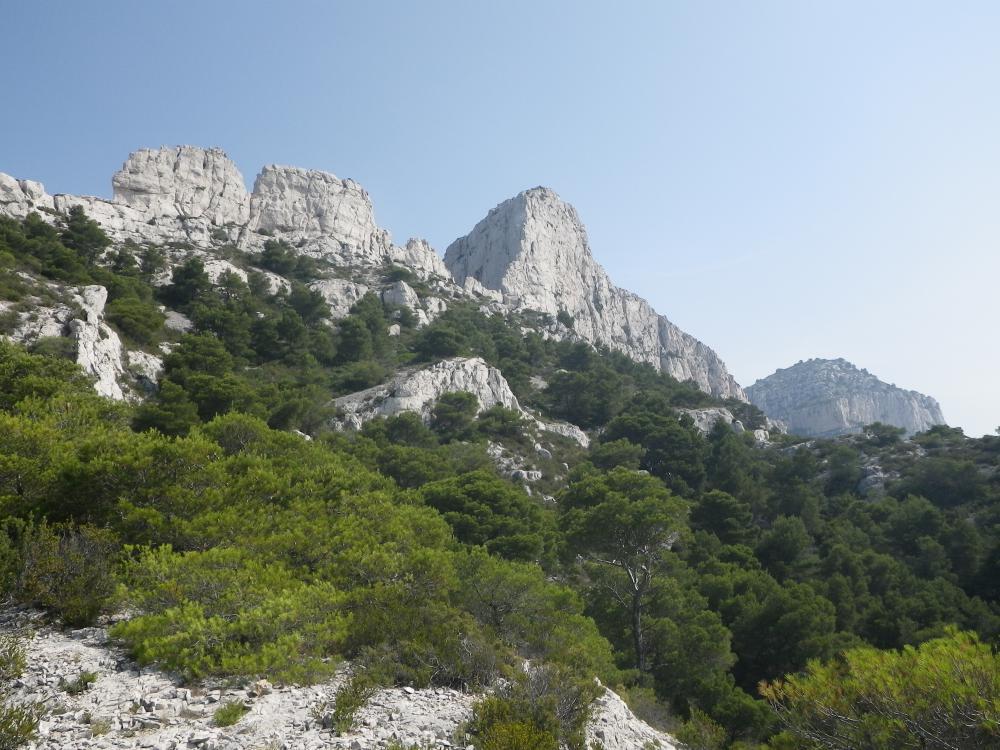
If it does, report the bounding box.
[747,358,946,437]
[444,187,746,401]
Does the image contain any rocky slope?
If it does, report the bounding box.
[4,610,678,750]
[1,147,747,405]
[746,358,945,437]
[445,187,746,400]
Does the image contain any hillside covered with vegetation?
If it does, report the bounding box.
[1,210,998,749]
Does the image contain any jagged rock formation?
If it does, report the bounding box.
[677,406,776,443]
[309,278,371,319]
[747,358,946,438]
[6,610,677,750]
[112,146,251,226]
[1,145,747,409]
[445,187,745,400]
[0,146,451,281]
[0,283,139,400]
[0,174,53,218]
[247,164,393,265]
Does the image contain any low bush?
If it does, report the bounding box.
[59,671,98,695]
[213,700,247,727]
[15,522,118,626]
[0,634,43,750]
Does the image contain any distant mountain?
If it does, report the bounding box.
[746,358,945,437]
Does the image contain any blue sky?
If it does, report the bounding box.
[2,1,998,435]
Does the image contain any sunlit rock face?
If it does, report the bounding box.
[747,358,946,437]
[249,165,388,251]
[111,146,251,226]
[444,187,745,401]
[0,145,749,407]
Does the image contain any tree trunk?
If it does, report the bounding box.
[632,590,645,672]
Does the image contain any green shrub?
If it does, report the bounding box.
[213,700,247,727]
[481,720,558,750]
[312,672,378,733]
[466,664,599,750]
[0,635,42,749]
[0,637,24,684]
[15,522,118,626]
[59,671,98,695]
[27,336,77,361]
[104,297,165,346]
[113,547,348,683]
[0,699,42,750]
[675,707,727,750]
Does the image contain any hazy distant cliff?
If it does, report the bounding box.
[746,358,945,437]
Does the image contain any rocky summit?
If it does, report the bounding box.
[0,146,744,406]
[445,188,746,400]
[746,357,946,437]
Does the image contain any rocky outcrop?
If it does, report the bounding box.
[444,187,745,400]
[2,284,129,400]
[5,611,677,750]
[388,238,451,280]
[0,173,54,218]
[747,358,946,438]
[333,357,589,446]
[587,685,680,750]
[249,165,390,255]
[111,146,251,226]
[2,145,748,403]
[333,356,522,429]
[49,147,251,247]
[310,278,371,319]
[70,286,128,400]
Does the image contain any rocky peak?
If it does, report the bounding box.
[747,358,946,437]
[111,145,251,225]
[249,165,387,251]
[444,187,746,400]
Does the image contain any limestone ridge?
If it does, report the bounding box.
[746,358,946,438]
[444,188,746,401]
[0,146,449,279]
[1,145,746,401]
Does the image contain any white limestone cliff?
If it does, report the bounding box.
[747,358,946,438]
[70,286,128,400]
[112,146,251,226]
[388,238,451,280]
[248,165,390,256]
[444,187,745,400]
[1,146,749,407]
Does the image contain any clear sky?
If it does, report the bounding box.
[2,1,998,436]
